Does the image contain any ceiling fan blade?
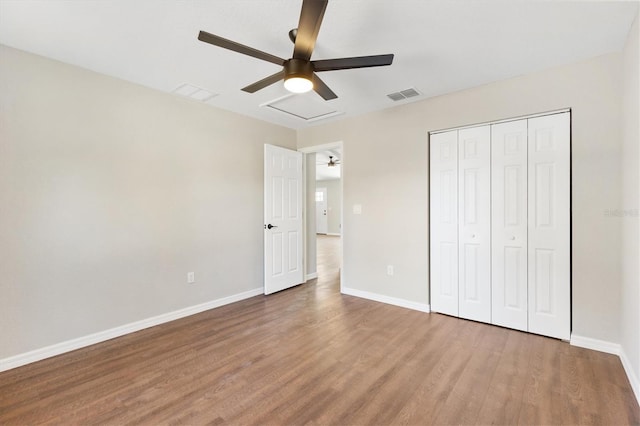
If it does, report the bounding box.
[293,0,328,61]
[312,54,394,72]
[241,71,285,93]
[312,73,337,100]
[198,31,285,66]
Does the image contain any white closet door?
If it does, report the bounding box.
[528,113,570,340]
[458,126,491,323]
[429,130,459,316]
[491,120,528,331]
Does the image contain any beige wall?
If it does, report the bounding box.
[621,12,640,393]
[317,178,342,235]
[0,45,296,359]
[298,53,624,343]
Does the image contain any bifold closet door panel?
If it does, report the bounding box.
[491,120,528,331]
[429,130,459,317]
[458,126,491,323]
[528,113,570,340]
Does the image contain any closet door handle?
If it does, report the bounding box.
[510,236,516,240]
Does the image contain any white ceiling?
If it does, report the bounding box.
[0,1,637,130]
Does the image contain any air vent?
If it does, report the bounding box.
[172,83,218,102]
[387,92,405,101]
[387,87,421,102]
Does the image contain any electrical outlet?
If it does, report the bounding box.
[187,272,195,284]
[387,265,394,276]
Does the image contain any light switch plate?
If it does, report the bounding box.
[353,204,362,215]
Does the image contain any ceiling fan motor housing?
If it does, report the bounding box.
[284,58,314,81]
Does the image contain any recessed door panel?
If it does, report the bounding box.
[440,170,455,223]
[528,113,570,340]
[440,242,457,297]
[504,246,524,308]
[430,130,459,317]
[458,125,491,323]
[533,248,555,314]
[288,230,299,273]
[491,119,528,331]
[462,243,480,301]
[288,178,299,219]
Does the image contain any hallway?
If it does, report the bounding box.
[315,234,341,285]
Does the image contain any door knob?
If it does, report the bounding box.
[471,234,476,238]
[510,236,516,240]
[266,224,278,229]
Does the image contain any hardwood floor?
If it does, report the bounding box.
[1,235,638,425]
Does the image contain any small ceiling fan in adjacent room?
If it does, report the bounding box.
[197,0,394,100]
[326,156,340,167]
[317,155,340,167]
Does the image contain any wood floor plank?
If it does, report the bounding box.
[474,328,533,425]
[0,235,638,425]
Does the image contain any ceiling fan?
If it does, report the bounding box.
[197,0,394,100]
[327,156,340,167]
[317,155,340,167]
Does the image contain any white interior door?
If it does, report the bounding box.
[315,187,328,234]
[492,119,528,331]
[429,130,459,317]
[458,125,492,323]
[527,113,570,340]
[264,144,304,295]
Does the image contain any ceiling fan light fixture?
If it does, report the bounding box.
[284,76,313,93]
[283,58,314,94]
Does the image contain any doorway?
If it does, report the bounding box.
[315,187,328,234]
[299,142,344,292]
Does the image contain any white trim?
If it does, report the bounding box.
[306,272,318,281]
[620,347,640,405]
[0,287,263,373]
[326,232,341,236]
[342,287,431,313]
[570,334,621,355]
[429,108,571,135]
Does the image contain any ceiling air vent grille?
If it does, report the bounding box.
[387,87,421,102]
[173,83,218,102]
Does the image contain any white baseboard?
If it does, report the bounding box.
[305,272,318,280]
[342,287,430,313]
[620,347,640,405]
[571,334,639,405]
[570,334,622,355]
[0,287,263,373]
